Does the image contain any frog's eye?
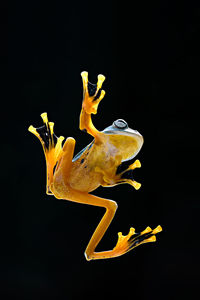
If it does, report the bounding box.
[113,119,128,129]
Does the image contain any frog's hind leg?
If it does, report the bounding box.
[28,113,65,194]
[112,158,162,257]
[79,71,106,141]
[60,187,162,260]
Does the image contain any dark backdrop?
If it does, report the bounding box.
[3,0,199,299]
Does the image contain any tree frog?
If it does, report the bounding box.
[28,71,162,261]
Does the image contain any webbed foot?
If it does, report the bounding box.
[100,158,142,190]
[81,71,106,115]
[113,225,162,256]
[28,113,65,194]
[28,113,64,153]
[116,159,142,189]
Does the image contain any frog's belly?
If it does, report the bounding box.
[68,141,117,192]
[68,168,102,192]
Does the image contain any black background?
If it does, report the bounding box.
[3,0,200,299]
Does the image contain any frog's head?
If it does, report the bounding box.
[102,119,143,161]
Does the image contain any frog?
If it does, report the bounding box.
[28,71,162,261]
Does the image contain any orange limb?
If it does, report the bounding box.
[55,186,162,260]
[79,71,106,141]
[28,113,65,194]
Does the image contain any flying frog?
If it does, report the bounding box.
[28,71,162,261]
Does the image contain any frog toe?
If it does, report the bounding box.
[126,225,162,252]
[111,225,162,257]
[29,113,64,151]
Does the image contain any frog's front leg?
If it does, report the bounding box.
[79,71,106,141]
[97,158,143,190]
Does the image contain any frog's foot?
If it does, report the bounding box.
[101,159,142,190]
[113,225,162,257]
[117,159,142,190]
[28,113,65,193]
[81,71,106,115]
[28,112,64,157]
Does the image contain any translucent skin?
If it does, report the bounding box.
[28,71,162,261]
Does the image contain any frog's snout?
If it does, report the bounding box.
[113,119,128,129]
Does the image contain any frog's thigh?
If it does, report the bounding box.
[61,187,118,260]
[62,137,76,172]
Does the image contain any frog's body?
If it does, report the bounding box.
[68,125,143,192]
[28,71,162,261]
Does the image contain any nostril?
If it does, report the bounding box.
[113,119,128,129]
